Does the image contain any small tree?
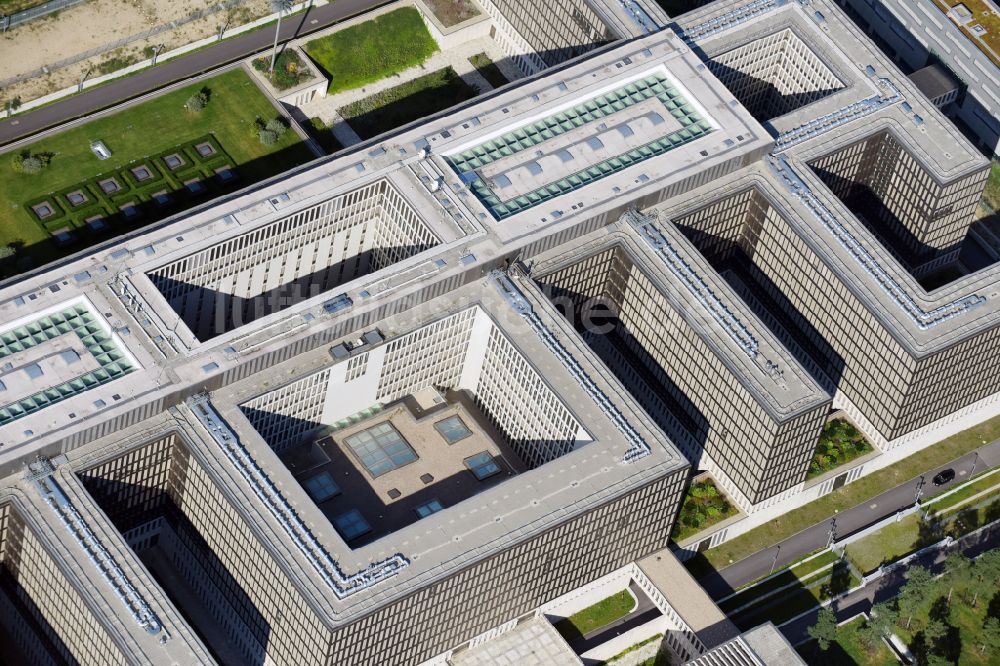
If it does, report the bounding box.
[899,566,934,628]
[11,149,50,174]
[981,616,1000,655]
[185,90,208,113]
[808,607,838,651]
[266,117,288,135]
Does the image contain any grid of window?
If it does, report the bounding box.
[434,415,473,444]
[709,28,843,121]
[475,325,581,469]
[343,422,418,477]
[377,308,476,403]
[482,0,610,68]
[0,505,126,666]
[809,132,987,270]
[148,179,439,339]
[239,369,332,452]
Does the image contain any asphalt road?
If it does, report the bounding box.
[780,519,1000,646]
[699,438,1000,599]
[0,0,390,146]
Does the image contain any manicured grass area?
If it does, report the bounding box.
[686,412,1000,575]
[730,562,858,630]
[671,477,739,542]
[422,0,480,27]
[929,470,1000,514]
[553,590,635,641]
[797,618,898,666]
[469,52,509,89]
[720,551,840,614]
[807,418,873,479]
[339,67,478,140]
[845,514,925,574]
[983,161,1000,213]
[305,8,438,95]
[0,68,312,277]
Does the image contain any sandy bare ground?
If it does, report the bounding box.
[0,0,271,102]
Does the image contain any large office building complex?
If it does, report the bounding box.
[0,0,998,662]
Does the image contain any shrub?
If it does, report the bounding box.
[259,129,279,145]
[265,117,288,136]
[186,90,209,113]
[11,150,51,174]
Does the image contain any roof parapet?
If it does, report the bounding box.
[767,155,987,329]
[25,458,163,635]
[491,271,652,463]
[186,394,409,598]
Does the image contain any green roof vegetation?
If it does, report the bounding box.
[553,590,636,642]
[468,52,509,90]
[0,68,312,279]
[305,8,439,95]
[671,477,739,542]
[338,67,477,141]
[422,0,481,27]
[807,418,874,479]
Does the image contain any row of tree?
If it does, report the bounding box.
[808,549,1000,663]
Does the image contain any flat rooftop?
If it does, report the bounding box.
[448,616,580,666]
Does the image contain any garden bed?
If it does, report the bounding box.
[553,590,636,642]
[422,0,481,27]
[670,477,739,542]
[807,418,874,479]
[252,49,314,91]
[339,67,477,140]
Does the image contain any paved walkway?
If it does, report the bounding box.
[779,520,1000,646]
[699,438,1000,599]
[0,0,392,147]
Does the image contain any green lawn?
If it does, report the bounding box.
[797,618,898,666]
[339,67,478,141]
[845,514,926,574]
[686,412,1000,576]
[719,551,840,614]
[553,590,636,641]
[982,161,1000,213]
[305,8,438,95]
[469,52,509,89]
[0,68,312,277]
[729,561,857,629]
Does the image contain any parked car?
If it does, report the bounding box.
[932,469,956,486]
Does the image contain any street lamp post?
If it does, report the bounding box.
[768,545,781,576]
[915,475,925,506]
[971,450,981,477]
[151,44,164,66]
[269,0,294,73]
[827,518,837,547]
